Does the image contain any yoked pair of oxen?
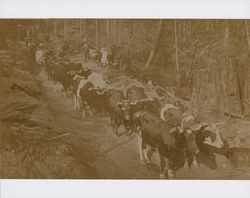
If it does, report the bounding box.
[47,60,224,179]
[75,83,224,179]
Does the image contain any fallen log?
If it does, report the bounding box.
[44,133,71,141]
[224,112,245,119]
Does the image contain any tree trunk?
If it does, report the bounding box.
[53,20,57,38]
[221,20,229,112]
[64,20,67,40]
[113,20,116,42]
[183,20,186,41]
[106,19,110,41]
[130,20,134,39]
[95,19,99,48]
[245,20,250,102]
[82,19,87,36]
[118,20,122,44]
[45,20,49,35]
[79,19,82,40]
[245,20,250,50]
[234,63,246,114]
[0,29,7,49]
[174,19,181,93]
[145,19,163,69]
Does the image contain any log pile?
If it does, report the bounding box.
[0,47,83,178]
[218,119,250,149]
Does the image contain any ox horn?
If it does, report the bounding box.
[103,87,110,92]
[97,90,105,95]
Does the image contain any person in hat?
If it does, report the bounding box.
[35,43,45,64]
[81,35,89,63]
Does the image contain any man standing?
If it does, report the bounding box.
[81,35,89,62]
[35,43,46,75]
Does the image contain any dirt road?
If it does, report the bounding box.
[40,79,160,179]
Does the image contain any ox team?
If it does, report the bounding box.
[34,42,224,179]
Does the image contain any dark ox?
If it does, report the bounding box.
[112,85,150,134]
[107,45,117,66]
[108,89,125,135]
[50,61,71,94]
[107,87,155,136]
[71,68,92,110]
[126,85,147,102]
[50,60,82,95]
[136,109,224,179]
[78,83,110,119]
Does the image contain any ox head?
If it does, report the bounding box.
[201,124,224,149]
[180,115,202,153]
[116,98,153,121]
[117,100,136,121]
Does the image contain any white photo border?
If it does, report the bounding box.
[0,0,250,198]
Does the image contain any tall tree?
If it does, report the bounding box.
[106,19,110,42]
[245,20,250,51]
[53,20,57,38]
[145,19,163,69]
[79,19,82,40]
[130,20,134,39]
[64,20,67,40]
[112,20,116,42]
[118,20,122,44]
[0,29,7,49]
[95,19,99,48]
[174,19,180,92]
[244,20,250,110]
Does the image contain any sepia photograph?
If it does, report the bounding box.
[0,18,250,180]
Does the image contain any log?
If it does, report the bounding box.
[224,112,245,119]
[44,132,71,141]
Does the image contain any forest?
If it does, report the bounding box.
[1,19,250,120]
[0,19,250,179]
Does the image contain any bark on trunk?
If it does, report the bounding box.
[95,19,99,48]
[145,19,163,69]
[245,20,250,50]
[79,19,82,40]
[118,20,122,44]
[174,20,181,93]
[64,20,67,40]
[0,29,7,49]
[233,63,246,115]
[53,21,57,38]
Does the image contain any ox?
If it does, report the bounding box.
[77,83,110,119]
[71,68,92,110]
[50,61,83,97]
[110,85,159,135]
[108,89,125,135]
[136,104,224,179]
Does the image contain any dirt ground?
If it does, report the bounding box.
[25,72,250,179]
[1,62,250,179]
